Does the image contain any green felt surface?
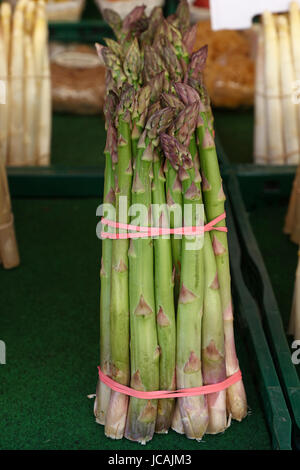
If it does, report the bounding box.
[0,198,272,450]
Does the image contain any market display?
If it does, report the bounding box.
[50,42,106,114]
[8,0,86,21]
[94,0,247,445]
[254,3,300,165]
[193,20,254,108]
[1,0,51,167]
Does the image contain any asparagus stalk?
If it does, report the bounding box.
[125,108,174,444]
[8,2,25,166]
[0,18,19,268]
[174,80,247,421]
[24,1,37,166]
[263,11,284,165]
[0,2,11,66]
[196,107,247,422]
[202,219,227,433]
[33,1,51,166]
[105,86,134,440]
[289,249,300,340]
[165,101,202,305]
[161,132,209,440]
[290,1,300,141]
[284,166,300,235]
[152,147,176,434]
[37,43,51,166]
[95,92,118,425]
[253,24,267,165]
[0,19,8,166]
[131,85,151,159]
[0,163,20,269]
[171,401,184,434]
[277,15,300,164]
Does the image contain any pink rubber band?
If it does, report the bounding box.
[98,367,242,399]
[101,213,227,239]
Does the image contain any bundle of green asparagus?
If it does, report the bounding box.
[95,0,247,444]
[0,0,51,167]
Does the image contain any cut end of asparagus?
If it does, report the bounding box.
[226,380,248,422]
[171,402,185,434]
[0,217,20,269]
[125,399,157,444]
[94,378,111,426]
[179,396,209,440]
[105,391,129,440]
[155,399,175,434]
[205,391,228,434]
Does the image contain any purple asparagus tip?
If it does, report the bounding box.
[174,82,200,105]
[182,24,198,55]
[160,133,193,171]
[146,108,175,140]
[189,45,208,79]
[123,5,147,33]
[161,93,185,112]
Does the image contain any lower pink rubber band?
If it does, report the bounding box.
[98,367,242,399]
[101,212,228,239]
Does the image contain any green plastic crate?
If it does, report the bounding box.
[223,168,300,450]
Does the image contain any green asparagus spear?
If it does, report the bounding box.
[152,148,176,434]
[105,86,134,439]
[125,108,174,444]
[161,133,209,440]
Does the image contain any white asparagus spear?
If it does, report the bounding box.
[253,23,268,164]
[0,164,20,269]
[8,2,25,166]
[33,1,51,166]
[289,248,300,340]
[263,11,285,165]
[289,2,300,148]
[0,24,20,268]
[37,46,51,166]
[24,1,37,165]
[0,2,12,67]
[0,21,8,166]
[33,1,47,82]
[277,15,300,164]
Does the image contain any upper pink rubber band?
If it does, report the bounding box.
[101,212,227,239]
[98,367,242,399]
